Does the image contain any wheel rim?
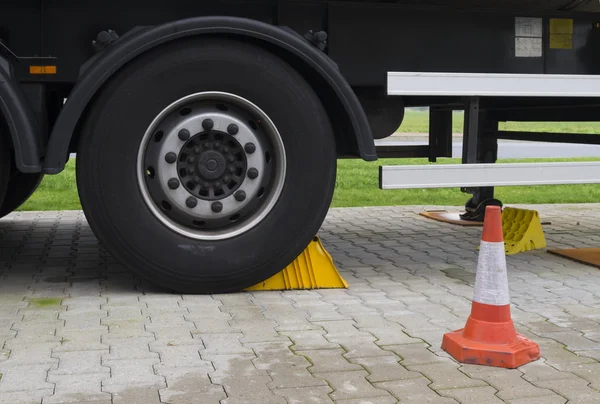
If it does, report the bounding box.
[137,92,286,240]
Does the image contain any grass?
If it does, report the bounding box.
[16,156,600,212]
[398,110,600,134]
[26,297,63,308]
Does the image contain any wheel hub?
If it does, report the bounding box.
[177,131,247,201]
[137,92,286,240]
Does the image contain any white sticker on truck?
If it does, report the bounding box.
[515,17,543,58]
[516,37,543,57]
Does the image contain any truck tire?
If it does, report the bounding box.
[76,37,337,293]
[0,172,44,218]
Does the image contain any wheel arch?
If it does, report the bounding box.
[0,57,42,173]
[42,16,377,174]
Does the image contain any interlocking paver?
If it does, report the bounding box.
[2,205,600,403]
[158,368,226,403]
[438,386,505,404]
[459,366,557,401]
[272,386,334,404]
[374,377,459,403]
[219,376,287,404]
[313,370,392,401]
[44,373,111,403]
[351,355,422,383]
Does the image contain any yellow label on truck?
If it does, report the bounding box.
[550,18,573,49]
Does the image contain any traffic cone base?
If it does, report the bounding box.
[442,205,540,368]
[442,329,540,369]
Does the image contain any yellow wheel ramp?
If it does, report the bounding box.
[501,207,547,255]
[244,236,348,291]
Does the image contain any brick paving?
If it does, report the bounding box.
[0,203,599,403]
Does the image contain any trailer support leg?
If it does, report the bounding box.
[429,107,453,162]
[459,97,502,222]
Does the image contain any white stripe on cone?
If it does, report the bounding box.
[472,240,510,306]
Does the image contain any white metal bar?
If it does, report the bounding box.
[387,72,600,97]
[379,162,600,189]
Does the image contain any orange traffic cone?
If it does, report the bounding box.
[441,205,540,368]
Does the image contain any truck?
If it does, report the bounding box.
[1,0,600,293]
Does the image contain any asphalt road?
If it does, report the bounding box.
[376,139,600,159]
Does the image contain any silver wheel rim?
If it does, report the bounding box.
[137,91,286,240]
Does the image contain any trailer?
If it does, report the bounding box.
[1,0,600,293]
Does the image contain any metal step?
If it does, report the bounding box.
[379,161,600,189]
[387,72,600,97]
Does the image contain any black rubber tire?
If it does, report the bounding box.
[76,37,337,294]
[0,172,44,218]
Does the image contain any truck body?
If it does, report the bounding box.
[1,0,599,293]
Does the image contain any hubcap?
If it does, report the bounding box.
[137,92,286,240]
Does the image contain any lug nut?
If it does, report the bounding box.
[202,119,214,130]
[165,152,177,164]
[186,197,198,208]
[214,182,222,188]
[194,147,201,154]
[193,176,201,184]
[168,178,180,189]
[224,176,231,182]
[211,202,223,213]
[187,167,195,174]
[223,147,229,153]
[187,156,196,163]
[227,124,239,135]
[228,156,235,162]
[203,182,210,188]
[178,129,190,141]
[228,166,235,173]
[234,190,246,202]
[247,168,259,179]
[244,143,256,154]
[214,142,221,149]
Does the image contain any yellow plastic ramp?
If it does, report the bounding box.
[245,236,348,291]
[501,207,547,255]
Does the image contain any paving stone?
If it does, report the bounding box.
[312,370,392,401]
[0,390,55,404]
[102,358,165,389]
[102,336,158,360]
[109,386,163,404]
[333,336,392,359]
[534,377,600,403]
[505,396,567,404]
[272,386,334,404]
[439,386,506,404]
[219,376,287,404]
[0,364,56,392]
[204,353,268,381]
[200,333,253,355]
[280,329,340,351]
[334,397,399,404]
[300,348,364,374]
[53,329,108,352]
[374,378,459,403]
[459,367,555,401]
[158,369,226,403]
[351,355,422,383]
[44,373,111,403]
[407,361,488,390]
[383,343,447,366]
[50,350,110,375]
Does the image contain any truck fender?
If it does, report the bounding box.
[43,16,377,174]
[0,57,42,173]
